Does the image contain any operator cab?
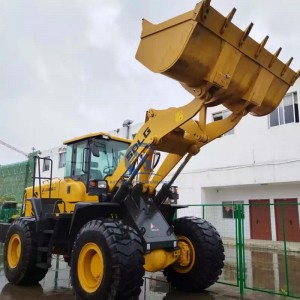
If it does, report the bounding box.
[64,132,130,192]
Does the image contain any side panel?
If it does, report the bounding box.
[24,179,99,216]
[121,196,177,251]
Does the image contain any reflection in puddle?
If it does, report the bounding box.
[245,249,300,297]
[0,244,299,299]
[219,246,238,285]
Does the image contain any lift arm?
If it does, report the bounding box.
[106,0,299,197]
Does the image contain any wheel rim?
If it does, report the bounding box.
[173,235,195,274]
[78,242,104,293]
[7,233,21,269]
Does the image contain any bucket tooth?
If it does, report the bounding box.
[255,35,269,58]
[220,8,236,34]
[200,0,211,21]
[239,23,254,47]
[291,70,300,84]
[142,19,153,30]
[281,57,293,76]
[136,1,299,116]
[269,47,282,68]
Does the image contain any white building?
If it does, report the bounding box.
[39,81,300,242]
[37,146,66,180]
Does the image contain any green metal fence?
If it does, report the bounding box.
[0,202,298,299]
[178,202,300,299]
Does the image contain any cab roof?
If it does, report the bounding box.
[64,131,131,145]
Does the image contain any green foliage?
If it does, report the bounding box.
[280,287,288,296]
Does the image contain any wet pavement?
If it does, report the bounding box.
[0,244,299,300]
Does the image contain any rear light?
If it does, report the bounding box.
[89,180,108,191]
[89,181,97,187]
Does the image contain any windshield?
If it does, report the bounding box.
[90,138,129,179]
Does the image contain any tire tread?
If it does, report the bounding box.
[164,217,224,292]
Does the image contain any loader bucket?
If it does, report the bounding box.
[136,0,299,116]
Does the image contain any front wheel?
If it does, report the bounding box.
[71,219,145,300]
[164,217,224,292]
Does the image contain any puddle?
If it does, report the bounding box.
[0,244,298,299]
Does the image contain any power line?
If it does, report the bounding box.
[0,140,28,157]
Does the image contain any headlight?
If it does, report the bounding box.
[97,180,107,189]
[89,180,108,191]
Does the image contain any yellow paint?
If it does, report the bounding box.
[136,0,297,116]
[173,236,195,274]
[64,131,130,145]
[144,249,180,272]
[77,242,104,293]
[24,178,99,217]
[99,1,297,193]
[175,111,184,123]
[138,149,154,188]
[148,153,183,194]
[18,2,298,259]
[7,234,21,269]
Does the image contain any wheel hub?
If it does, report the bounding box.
[78,242,104,293]
[174,235,195,273]
[7,233,21,269]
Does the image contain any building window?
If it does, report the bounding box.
[222,201,244,219]
[269,92,299,127]
[212,110,234,135]
[43,156,50,171]
[59,151,66,168]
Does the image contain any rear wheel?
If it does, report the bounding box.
[164,217,224,292]
[71,219,145,300]
[4,218,49,284]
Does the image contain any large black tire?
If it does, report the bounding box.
[4,218,49,284]
[164,217,224,292]
[71,219,145,300]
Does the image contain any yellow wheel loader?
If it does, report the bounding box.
[1,1,298,299]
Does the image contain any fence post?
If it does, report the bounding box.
[281,202,290,296]
[236,203,244,296]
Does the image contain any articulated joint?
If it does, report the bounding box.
[188,144,201,155]
[144,249,180,272]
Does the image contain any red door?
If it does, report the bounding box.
[275,199,300,242]
[249,199,272,240]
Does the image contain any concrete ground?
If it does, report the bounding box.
[1,241,300,299]
[0,254,289,300]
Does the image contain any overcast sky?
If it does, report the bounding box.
[0,0,299,164]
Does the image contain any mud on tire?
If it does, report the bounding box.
[164,217,224,292]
